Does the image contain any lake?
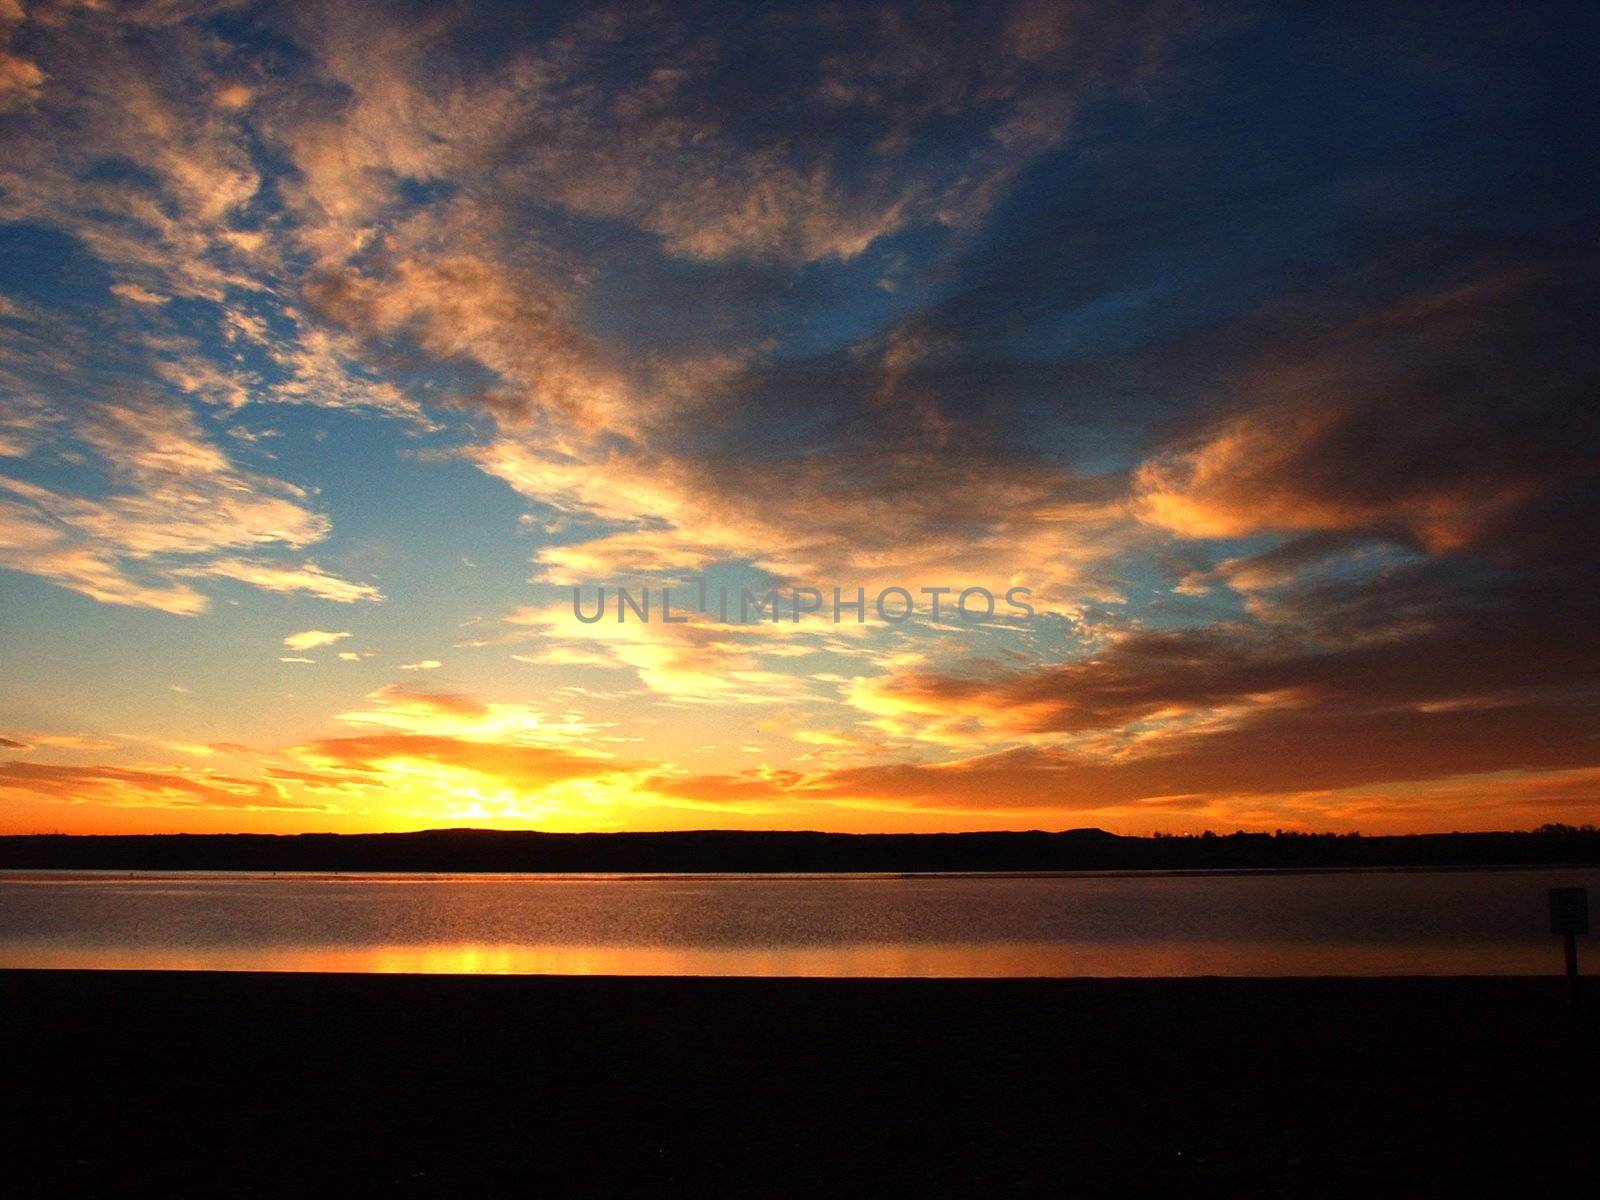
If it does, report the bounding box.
[1,867,1594,976]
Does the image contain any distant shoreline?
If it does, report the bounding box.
[5,862,1600,880]
[3,827,1598,874]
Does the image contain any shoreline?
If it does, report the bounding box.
[5,860,1599,880]
[6,828,1598,877]
[6,971,1596,1196]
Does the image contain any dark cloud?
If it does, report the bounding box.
[844,549,1600,808]
[814,688,1600,807]
[1138,260,1600,558]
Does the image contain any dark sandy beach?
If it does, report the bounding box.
[4,972,1597,1197]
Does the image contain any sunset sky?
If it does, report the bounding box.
[1,0,1596,835]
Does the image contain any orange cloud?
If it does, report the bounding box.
[0,760,322,811]
[293,733,625,789]
[478,439,1130,610]
[0,0,44,114]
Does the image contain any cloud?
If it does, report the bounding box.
[1134,266,1598,562]
[0,503,208,613]
[637,767,809,812]
[0,680,644,822]
[0,759,325,810]
[279,1,1208,267]
[181,559,382,604]
[0,0,44,114]
[109,282,168,306]
[279,684,650,814]
[21,733,119,751]
[263,765,371,792]
[2,1,1596,835]
[0,7,265,302]
[293,733,620,789]
[0,388,379,612]
[503,601,841,705]
[477,438,1131,609]
[259,0,1208,609]
[0,2,428,427]
[302,252,631,433]
[328,684,623,756]
[809,693,1600,815]
[621,755,1600,833]
[340,685,489,723]
[0,0,1186,625]
[835,559,1600,812]
[282,629,352,651]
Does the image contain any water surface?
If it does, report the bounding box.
[1,868,1593,976]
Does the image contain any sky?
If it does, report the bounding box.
[0,0,1596,836]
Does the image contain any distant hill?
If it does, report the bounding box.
[1,827,1598,873]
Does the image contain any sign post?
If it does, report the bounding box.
[1548,887,1589,1007]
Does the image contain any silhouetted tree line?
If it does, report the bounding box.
[1,827,1598,873]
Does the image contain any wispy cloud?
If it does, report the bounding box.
[0,759,325,811]
[282,629,352,651]
[0,400,379,612]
